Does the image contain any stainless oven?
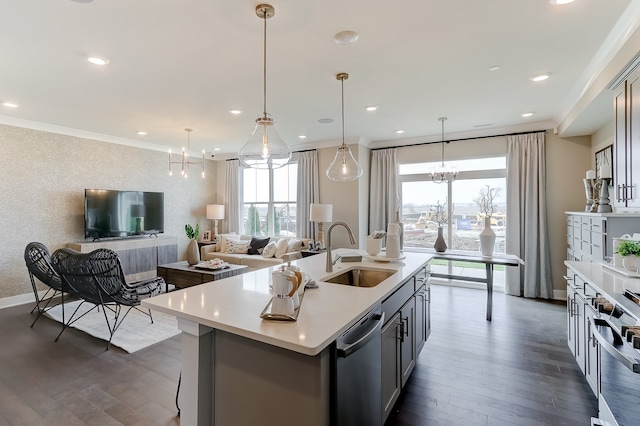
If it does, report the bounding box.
[590,301,640,426]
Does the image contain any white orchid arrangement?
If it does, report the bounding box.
[474,185,498,217]
[433,198,454,226]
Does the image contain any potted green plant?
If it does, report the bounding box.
[615,240,640,271]
[185,224,200,265]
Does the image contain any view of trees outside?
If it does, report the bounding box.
[242,164,297,237]
[399,156,508,287]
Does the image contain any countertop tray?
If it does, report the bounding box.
[602,262,640,278]
[260,290,305,321]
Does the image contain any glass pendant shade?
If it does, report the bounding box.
[326,72,363,181]
[239,114,291,169]
[326,143,363,180]
[238,4,290,170]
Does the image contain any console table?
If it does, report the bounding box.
[428,250,523,321]
[67,235,178,282]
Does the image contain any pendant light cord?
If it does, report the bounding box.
[441,118,445,167]
[262,9,267,117]
[341,76,346,149]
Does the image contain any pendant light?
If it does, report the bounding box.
[326,72,363,181]
[168,128,205,178]
[238,4,291,169]
[430,117,458,184]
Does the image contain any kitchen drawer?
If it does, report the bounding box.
[581,216,591,229]
[591,232,605,260]
[591,217,606,233]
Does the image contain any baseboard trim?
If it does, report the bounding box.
[554,289,567,301]
[0,292,37,309]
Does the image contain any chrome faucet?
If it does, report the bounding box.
[325,221,357,273]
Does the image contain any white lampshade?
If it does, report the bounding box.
[206,204,225,220]
[310,204,333,223]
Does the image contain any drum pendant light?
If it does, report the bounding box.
[238,4,291,169]
[326,72,363,181]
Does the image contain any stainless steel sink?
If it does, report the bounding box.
[322,267,396,288]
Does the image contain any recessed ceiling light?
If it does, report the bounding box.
[366,106,378,112]
[88,56,109,65]
[137,131,148,136]
[530,73,551,82]
[3,102,18,108]
[213,148,221,151]
[549,0,574,4]
[489,66,500,72]
[522,112,535,117]
[228,109,243,115]
[318,118,333,124]
[395,130,405,134]
[334,31,359,45]
[298,135,307,139]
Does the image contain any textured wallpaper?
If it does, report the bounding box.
[0,123,217,300]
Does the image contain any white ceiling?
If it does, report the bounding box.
[0,0,638,158]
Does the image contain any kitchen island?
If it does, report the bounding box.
[142,249,432,426]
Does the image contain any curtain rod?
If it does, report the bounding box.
[370,129,548,151]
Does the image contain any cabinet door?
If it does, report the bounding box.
[567,283,577,357]
[415,286,426,355]
[400,298,416,387]
[381,312,401,422]
[574,292,586,374]
[627,69,640,207]
[615,80,628,205]
[584,304,599,396]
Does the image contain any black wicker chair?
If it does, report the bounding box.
[50,247,165,349]
[24,242,68,328]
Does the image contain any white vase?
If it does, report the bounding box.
[186,239,200,265]
[479,217,496,257]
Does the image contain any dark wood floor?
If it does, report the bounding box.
[0,285,597,425]
[385,285,598,426]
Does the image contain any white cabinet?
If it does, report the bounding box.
[614,66,640,208]
[565,212,640,262]
[565,265,599,397]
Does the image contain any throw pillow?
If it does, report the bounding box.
[248,237,270,255]
[287,238,303,252]
[225,239,250,254]
[262,241,277,258]
[274,238,289,259]
[218,234,239,253]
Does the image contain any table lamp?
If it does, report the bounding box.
[310,203,333,250]
[206,204,225,239]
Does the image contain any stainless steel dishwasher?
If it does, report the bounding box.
[334,305,385,426]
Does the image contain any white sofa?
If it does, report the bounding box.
[200,234,312,269]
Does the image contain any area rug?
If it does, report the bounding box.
[45,300,180,353]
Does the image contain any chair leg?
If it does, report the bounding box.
[176,370,181,417]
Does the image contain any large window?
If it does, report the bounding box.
[400,156,507,252]
[242,163,297,237]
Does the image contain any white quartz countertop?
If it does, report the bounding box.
[565,260,640,319]
[142,249,432,356]
[565,211,640,217]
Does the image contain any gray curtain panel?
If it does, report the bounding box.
[369,148,399,234]
[296,150,320,239]
[505,132,553,298]
[225,159,240,234]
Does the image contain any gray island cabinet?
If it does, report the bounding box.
[142,250,431,426]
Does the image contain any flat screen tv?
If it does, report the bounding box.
[84,189,164,240]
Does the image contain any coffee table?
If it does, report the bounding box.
[157,261,249,292]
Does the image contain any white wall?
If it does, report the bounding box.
[0,123,217,300]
